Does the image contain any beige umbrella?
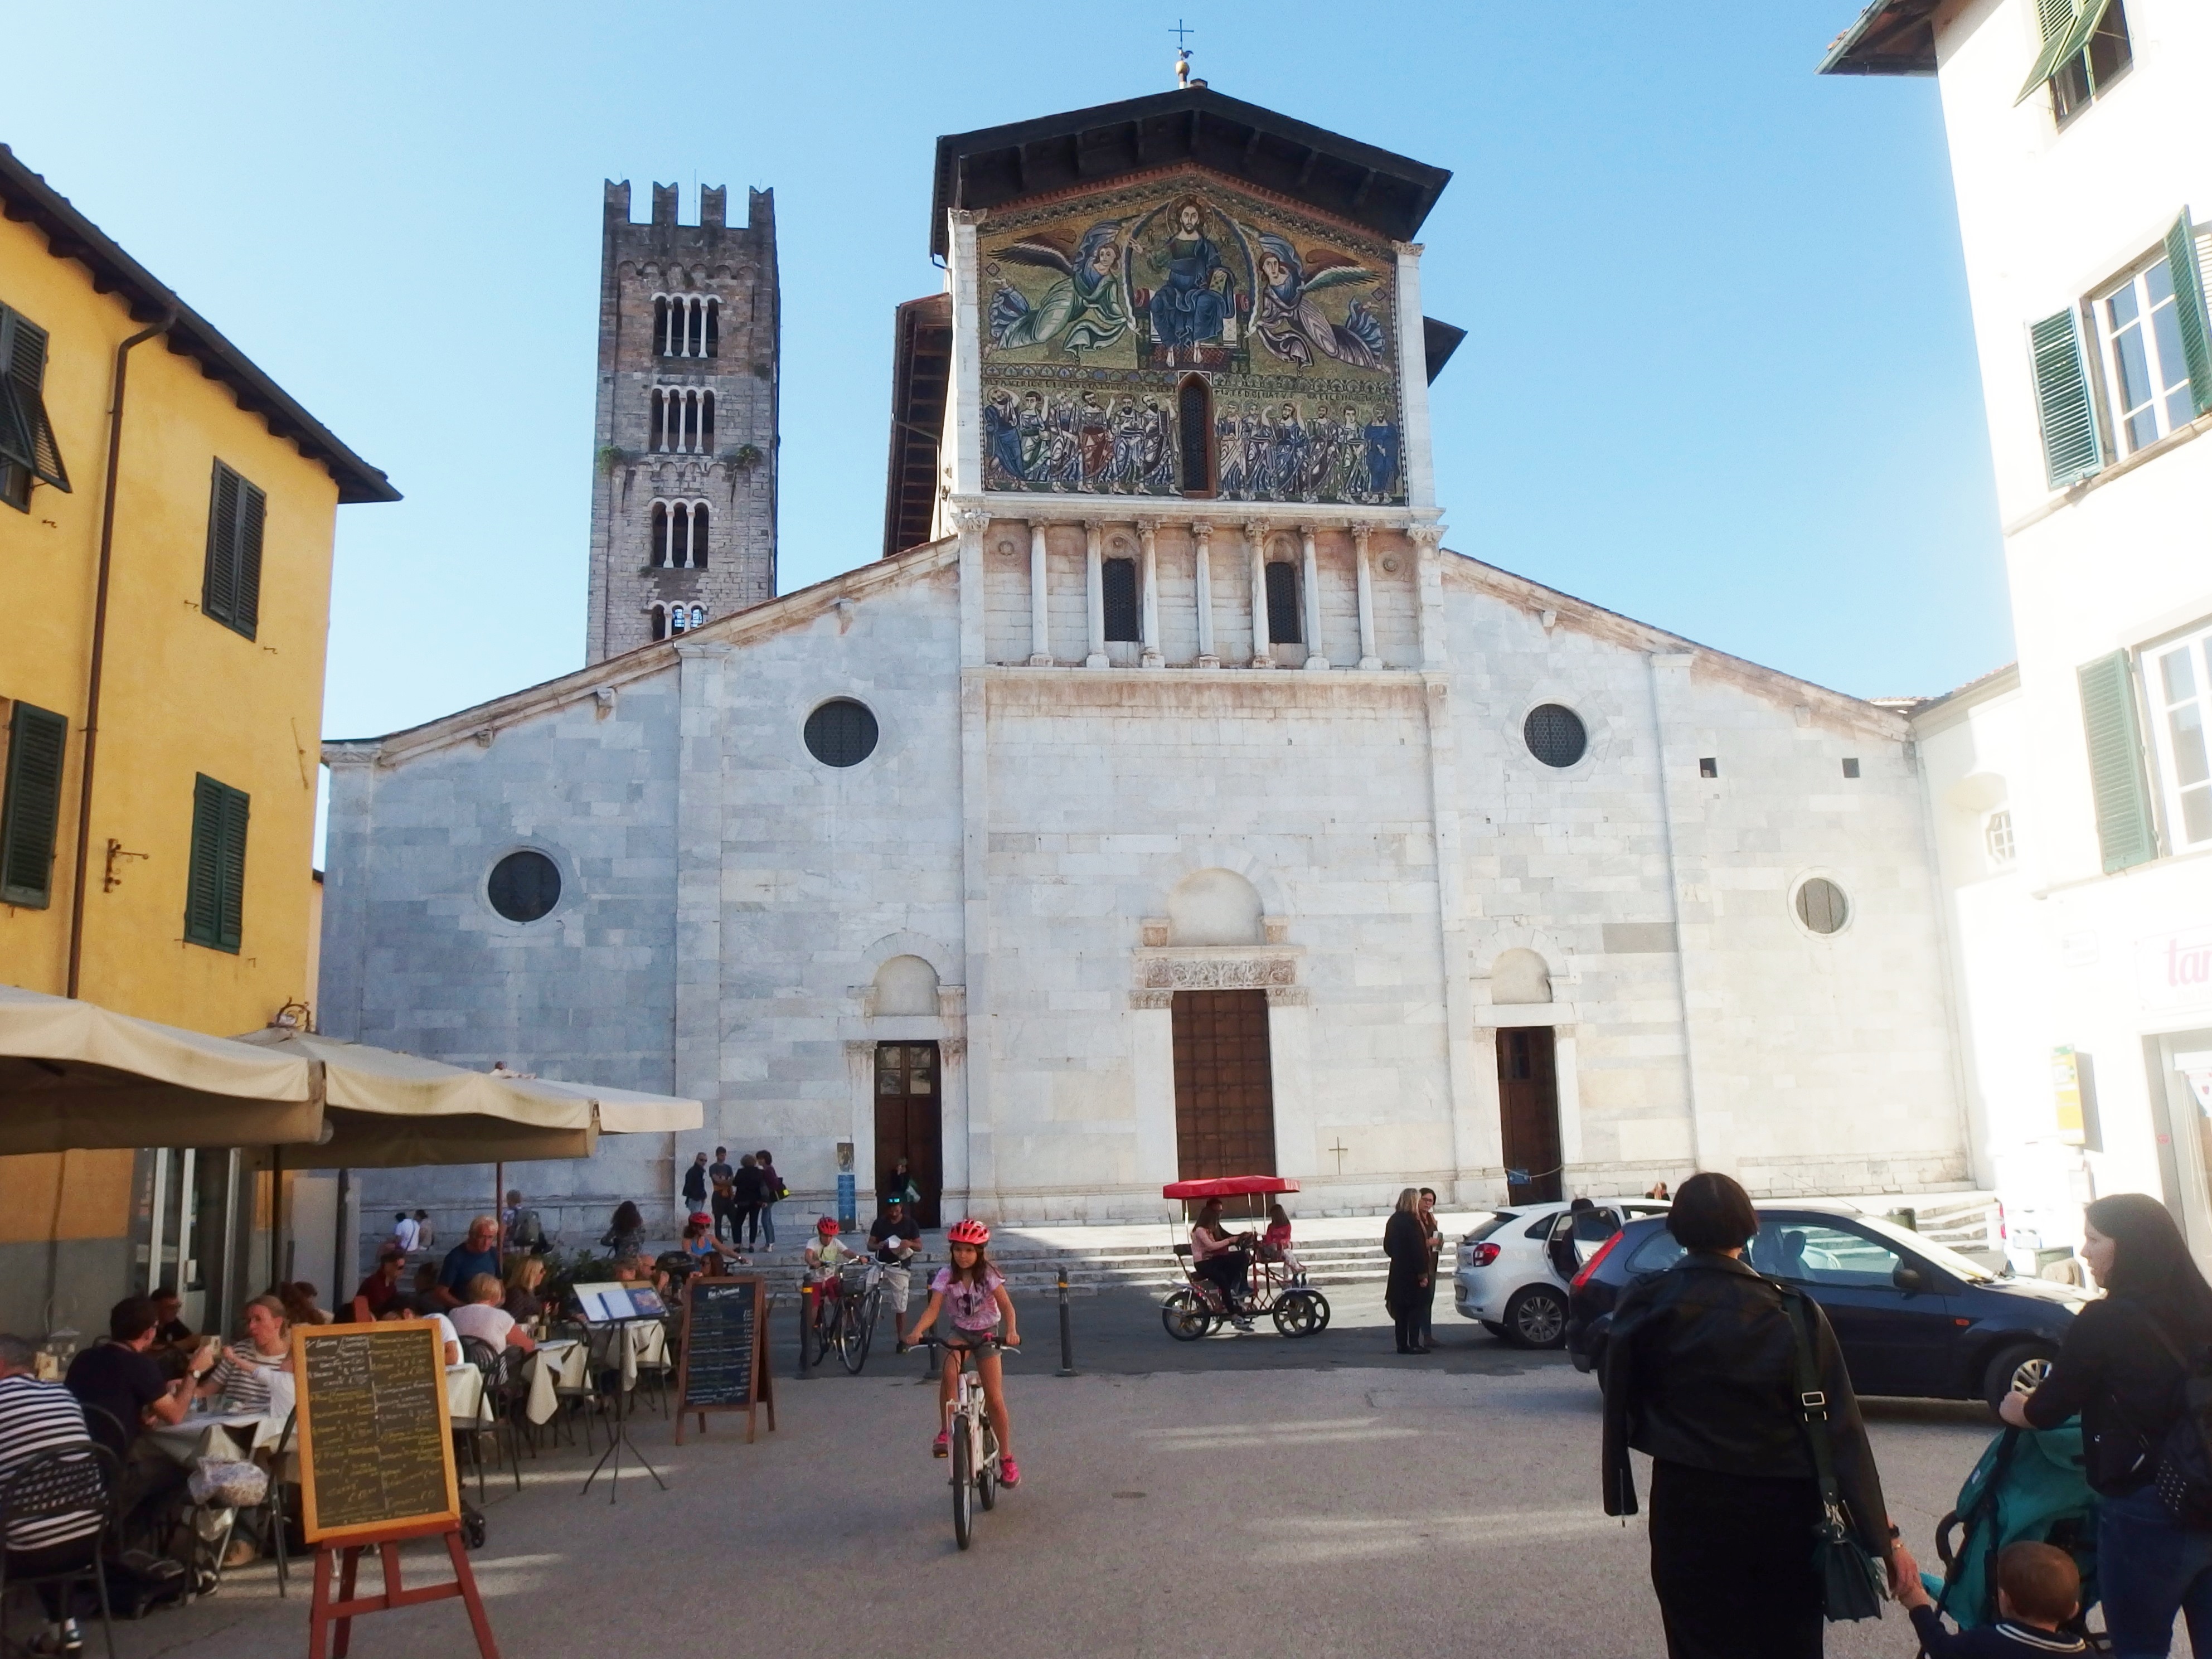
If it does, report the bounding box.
[231,1028,601,1168]
[0,984,322,1154]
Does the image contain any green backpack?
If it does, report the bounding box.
[1933,1421,2099,1629]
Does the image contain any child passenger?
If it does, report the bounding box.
[1891,1539,2087,1656]
[1259,1204,1305,1284]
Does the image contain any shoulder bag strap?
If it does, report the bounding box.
[1780,1287,1848,1515]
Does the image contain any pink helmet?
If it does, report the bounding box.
[947,1219,989,1246]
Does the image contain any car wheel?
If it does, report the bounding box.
[1479,1321,1510,1340]
[1503,1286,1568,1350]
[1982,1342,2056,1416]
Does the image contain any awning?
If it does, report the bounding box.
[0,984,323,1154]
[1162,1176,1301,1199]
[231,1029,698,1168]
[2016,0,2114,102]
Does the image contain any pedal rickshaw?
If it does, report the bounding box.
[1160,1176,1332,1340]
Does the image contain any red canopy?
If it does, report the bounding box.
[1161,1176,1301,1199]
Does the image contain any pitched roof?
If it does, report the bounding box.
[1819,0,1941,75]
[929,85,1451,259]
[0,143,399,505]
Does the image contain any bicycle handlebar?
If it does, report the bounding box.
[911,1333,1021,1351]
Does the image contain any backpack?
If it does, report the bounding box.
[2131,1318,2212,1528]
[1934,1423,2101,1629]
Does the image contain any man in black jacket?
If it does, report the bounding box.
[1602,1173,1896,1658]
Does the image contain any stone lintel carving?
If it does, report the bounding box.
[1264,986,1309,1006]
[1129,990,1176,1011]
[1137,956,1298,992]
[1139,919,1170,948]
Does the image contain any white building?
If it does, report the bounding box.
[318,86,1970,1230]
[1827,0,2212,1263]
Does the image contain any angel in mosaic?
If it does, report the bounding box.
[987,220,1132,355]
[1252,235,1388,371]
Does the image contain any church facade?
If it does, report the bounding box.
[319,88,1967,1227]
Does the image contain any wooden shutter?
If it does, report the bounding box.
[2078,651,2156,872]
[0,308,70,491]
[0,701,69,908]
[186,773,248,950]
[201,462,265,638]
[2165,209,2212,419]
[2028,309,2104,488]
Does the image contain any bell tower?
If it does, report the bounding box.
[585,180,780,663]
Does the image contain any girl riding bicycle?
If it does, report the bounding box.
[905,1219,1020,1487]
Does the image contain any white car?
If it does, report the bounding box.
[1453,1199,1669,1347]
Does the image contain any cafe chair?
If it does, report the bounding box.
[0,1441,120,1659]
[255,1410,297,1598]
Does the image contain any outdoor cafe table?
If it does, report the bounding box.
[144,1408,285,1468]
[586,1319,668,1391]
[522,1337,586,1425]
[445,1361,493,1427]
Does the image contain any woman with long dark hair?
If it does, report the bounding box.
[1190,1198,1257,1333]
[1602,1172,1894,1657]
[2006,1193,2212,1656]
[1383,1188,1429,1356]
[600,1200,645,1261]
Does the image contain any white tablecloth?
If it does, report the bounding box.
[445,1363,492,1426]
[587,1321,668,1391]
[144,1409,285,1468]
[523,1338,586,1425]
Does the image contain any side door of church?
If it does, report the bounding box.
[1171,990,1277,1217]
[1497,1027,1563,1204]
[875,1043,943,1229]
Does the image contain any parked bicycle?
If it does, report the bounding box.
[807,1260,876,1374]
[917,1333,1020,1549]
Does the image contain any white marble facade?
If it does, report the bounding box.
[319,510,1967,1225]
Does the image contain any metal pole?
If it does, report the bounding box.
[495,1161,505,1258]
[796,1284,812,1381]
[1056,1263,1076,1377]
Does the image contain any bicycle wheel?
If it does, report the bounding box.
[810,1297,838,1366]
[839,1288,875,1375]
[1161,1291,1212,1341]
[977,1417,998,1511]
[950,1414,974,1550]
[1272,1289,1325,1338]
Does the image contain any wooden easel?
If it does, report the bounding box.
[307,1518,497,1659]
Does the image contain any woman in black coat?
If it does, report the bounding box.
[2004,1192,2212,1657]
[1382,1187,1429,1355]
[1602,1172,1895,1659]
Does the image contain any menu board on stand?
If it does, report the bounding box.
[674,1275,775,1444]
[293,1322,497,1659]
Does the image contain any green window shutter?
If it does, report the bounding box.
[2165,208,2212,419]
[2078,651,2157,872]
[2029,309,2105,488]
[185,773,248,951]
[0,701,70,908]
[203,464,240,628]
[235,478,265,637]
[0,308,70,493]
[2017,0,2114,103]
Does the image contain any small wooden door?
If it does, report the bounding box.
[1171,991,1277,1215]
[874,1042,942,1228]
[1497,1027,1563,1204]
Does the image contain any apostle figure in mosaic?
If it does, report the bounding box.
[1078,393,1113,488]
[988,220,1132,355]
[1140,198,1238,364]
[1362,410,1401,502]
[984,389,1027,486]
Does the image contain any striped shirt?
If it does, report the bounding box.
[209,1347,295,1423]
[0,1375,102,1550]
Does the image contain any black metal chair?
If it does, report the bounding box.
[256,1410,295,1597]
[0,1440,120,1659]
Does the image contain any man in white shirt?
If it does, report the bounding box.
[391,1212,420,1254]
[447,1275,536,1355]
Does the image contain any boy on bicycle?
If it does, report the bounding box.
[904,1218,1021,1487]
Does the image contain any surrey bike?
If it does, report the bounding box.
[919,1333,1020,1549]
[1160,1175,1331,1341]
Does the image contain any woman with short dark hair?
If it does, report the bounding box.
[1602,1171,1894,1657]
[2005,1193,2212,1657]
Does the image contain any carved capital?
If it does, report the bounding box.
[1349,522,1375,554]
[1189,520,1212,549]
[949,505,992,535]
[1408,524,1444,552]
[950,208,988,229]
[1129,991,1176,1011]
[1243,520,1269,549]
[1264,986,1311,1006]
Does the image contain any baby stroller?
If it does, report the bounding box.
[1929,1420,2105,1650]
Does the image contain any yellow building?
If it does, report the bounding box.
[0,143,395,1338]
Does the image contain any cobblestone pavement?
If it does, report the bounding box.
[100,1289,2122,1659]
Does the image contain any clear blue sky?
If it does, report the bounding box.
[14,1,2006,744]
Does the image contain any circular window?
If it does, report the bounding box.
[803,698,879,768]
[1524,704,1588,768]
[487,850,561,923]
[1794,877,1849,935]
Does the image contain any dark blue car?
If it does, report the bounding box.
[1566,1205,2088,1411]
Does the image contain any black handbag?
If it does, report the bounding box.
[1781,1287,1888,1622]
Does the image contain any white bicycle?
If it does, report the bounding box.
[919,1334,1020,1549]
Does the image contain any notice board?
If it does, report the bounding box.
[675,1275,774,1443]
[293,1321,460,1542]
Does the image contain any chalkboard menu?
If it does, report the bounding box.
[675,1275,774,1443]
[294,1322,460,1542]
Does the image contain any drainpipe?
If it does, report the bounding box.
[66,304,177,1000]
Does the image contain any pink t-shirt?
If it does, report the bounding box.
[930,1265,1005,1331]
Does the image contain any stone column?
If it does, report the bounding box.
[1392,241,1437,511]
[1027,520,1051,667]
[1083,520,1107,668]
[1300,523,1328,671]
[952,505,990,668]
[673,640,731,1123]
[947,212,986,496]
[1246,519,1273,669]
[1191,520,1219,668]
[1137,517,1162,669]
[1352,522,1380,670]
